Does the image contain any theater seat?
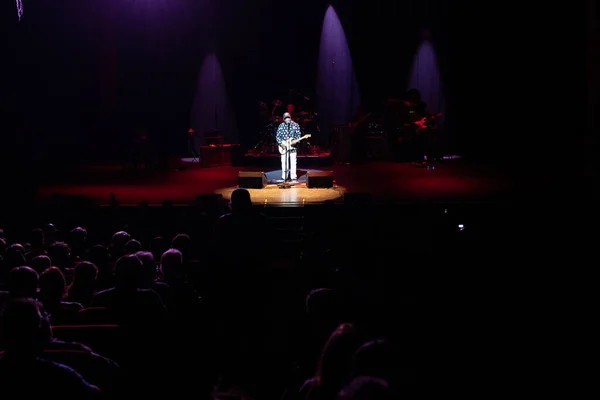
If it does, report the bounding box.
[40,349,123,395]
[76,307,116,324]
[0,348,123,395]
[51,325,123,361]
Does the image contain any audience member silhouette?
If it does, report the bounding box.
[0,198,423,399]
[42,223,58,247]
[350,339,412,387]
[213,188,270,273]
[149,236,168,263]
[303,288,344,370]
[171,233,194,264]
[6,266,38,299]
[125,239,142,254]
[159,249,198,320]
[136,251,172,310]
[68,227,88,261]
[38,267,83,324]
[0,298,101,398]
[31,300,123,395]
[92,254,167,325]
[30,254,52,274]
[65,262,99,307]
[1,244,26,280]
[46,242,72,271]
[300,323,364,400]
[109,231,130,262]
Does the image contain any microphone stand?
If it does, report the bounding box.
[278,148,292,189]
[278,123,293,189]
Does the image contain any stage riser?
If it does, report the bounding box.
[199,144,245,167]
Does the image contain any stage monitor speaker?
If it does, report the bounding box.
[307,171,334,188]
[238,171,267,189]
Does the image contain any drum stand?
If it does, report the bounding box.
[252,124,276,155]
[252,139,266,154]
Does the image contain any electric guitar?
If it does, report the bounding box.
[278,134,311,154]
[414,112,443,133]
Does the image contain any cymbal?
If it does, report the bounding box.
[272,99,283,106]
[297,111,310,115]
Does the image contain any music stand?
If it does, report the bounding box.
[188,129,200,163]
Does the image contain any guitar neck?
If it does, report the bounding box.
[291,135,309,144]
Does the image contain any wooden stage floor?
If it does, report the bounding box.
[36,159,515,206]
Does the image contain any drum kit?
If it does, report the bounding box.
[253,96,319,155]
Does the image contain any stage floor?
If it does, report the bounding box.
[36,159,515,206]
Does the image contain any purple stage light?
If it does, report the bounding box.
[316,6,360,144]
[190,53,238,144]
[408,38,445,120]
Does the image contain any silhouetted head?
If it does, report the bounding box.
[42,223,57,246]
[71,261,98,288]
[171,234,192,260]
[88,245,109,268]
[135,251,157,288]
[125,239,142,254]
[287,103,295,114]
[68,227,87,255]
[3,244,26,271]
[160,248,183,282]
[114,254,142,290]
[351,339,402,386]
[230,188,252,212]
[38,266,67,305]
[0,298,46,357]
[110,231,131,258]
[312,323,364,399]
[46,242,71,270]
[7,266,39,298]
[30,255,52,275]
[112,231,131,247]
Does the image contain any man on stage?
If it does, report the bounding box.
[276,112,301,181]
